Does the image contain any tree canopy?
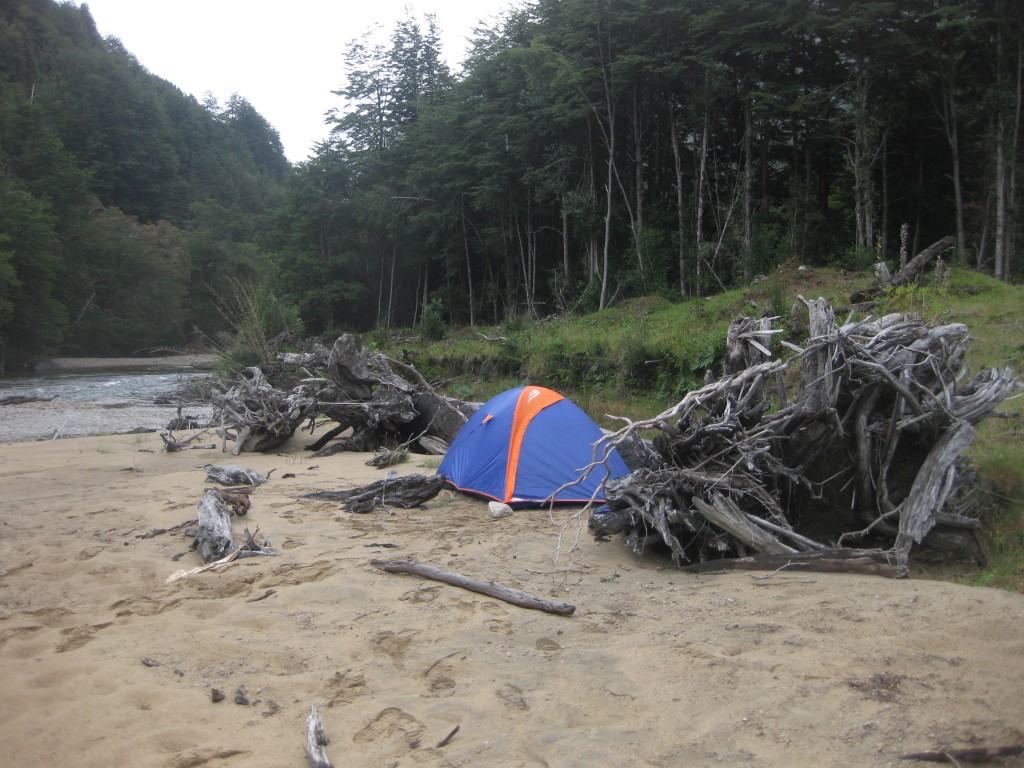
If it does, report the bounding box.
[0,0,1020,369]
[0,0,287,370]
[269,0,1023,336]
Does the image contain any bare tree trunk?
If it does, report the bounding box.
[849,61,876,253]
[561,200,570,285]
[939,71,966,261]
[461,194,475,326]
[1007,18,1022,280]
[601,141,614,310]
[633,85,646,285]
[742,96,754,284]
[387,239,397,328]
[880,127,889,261]
[995,114,1007,280]
[670,103,687,298]
[695,100,710,298]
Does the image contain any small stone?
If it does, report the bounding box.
[211,688,225,703]
[488,501,513,519]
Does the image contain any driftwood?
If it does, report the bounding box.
[304,473,446,513]
[212,367,312,454]
[211,334,476,455]
[590,296,1019,574]
[203,464,268,486]
[679,549,908,578]
[899,744,1024,763]
[305,706,332,768]
[195,489,235,562]
[0,394,56,405]
[160,430,216,452]
[850,236,954,303]
[371,559,576,616]
[169,525,279,582]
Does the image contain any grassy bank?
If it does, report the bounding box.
[371,264,1023,590]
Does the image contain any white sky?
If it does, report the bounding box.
[81,0,518,162]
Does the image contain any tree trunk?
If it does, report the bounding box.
[461,194,475,326]
[695,98,710,298]
[742,95,754,284]
[670,103,687,298]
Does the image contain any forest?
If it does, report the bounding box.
[0,0,1021,371]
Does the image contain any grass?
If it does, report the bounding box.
[369,263,1024,590]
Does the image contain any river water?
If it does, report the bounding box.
[0,368,216,442]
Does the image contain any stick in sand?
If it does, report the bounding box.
[371,558,576,616]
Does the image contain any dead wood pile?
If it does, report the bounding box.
[211,334,476,456]
[589,298,1019,575]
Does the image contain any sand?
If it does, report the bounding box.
[1,427,1022,768]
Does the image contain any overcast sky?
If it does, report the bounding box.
[81,0,518,163]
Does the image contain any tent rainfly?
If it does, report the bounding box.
[437,385,630,506]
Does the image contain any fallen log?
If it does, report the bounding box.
[371,558,576,616]
[304,473,446,513]
[691,492,798,556]
[850,235,954,303]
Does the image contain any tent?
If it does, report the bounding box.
[437,385,630,506]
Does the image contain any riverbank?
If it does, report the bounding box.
[0,360,217,442]
[35,353,221,371]
[0,398,214,442]
[0,429,1021,766]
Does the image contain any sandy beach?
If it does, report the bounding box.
[0,425,1022,767]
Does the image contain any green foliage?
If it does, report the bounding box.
[0,0,288,365]
[65,210,190,356]
[213,280,303,370]
[0,177,67,371]
[419,297,447,341]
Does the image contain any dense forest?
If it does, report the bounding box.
[0,0,288,371]
[1,0,1021,371]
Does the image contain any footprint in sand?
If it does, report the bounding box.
[110,595,183,617]
[56,622,113,653]
[372,629,418,668]
[322,669,368,707]
[485,618,514,635]
[399,586,441,604]
[422,654,461,698]
[496,682,529,711]
[256,560,341,588]
[353,707,426,749]
[535,637,563,652]
[76,545,108,561]
[0,625,43,650]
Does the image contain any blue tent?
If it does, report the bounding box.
[437,385,630,506]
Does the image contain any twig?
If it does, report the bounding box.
[436,725,460,748]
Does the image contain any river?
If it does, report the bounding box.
[0,365,217,442]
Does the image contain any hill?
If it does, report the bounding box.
[0,0,288,370]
